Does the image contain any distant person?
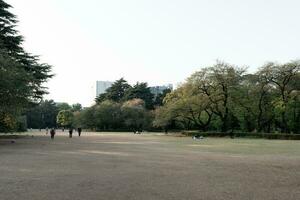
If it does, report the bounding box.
[77,127,82,137]
[69,128,73,138]
[62,127,64,132]
[50,128,55,139]
[193,134,204,140]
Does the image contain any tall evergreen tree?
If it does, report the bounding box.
[123,82,154,109]
[0,0,53,131]
[103,78,131,102]
[1,0,52,99]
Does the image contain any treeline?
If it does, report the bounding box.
[74,60,299,134]
[155,61,300,134]
[75,79,171,131]
[95,78,171,109]
[26,101,82,129]
[24,79,170,132]
[0,0,52,132]
[23,63,300,134]
[75,99,153,131]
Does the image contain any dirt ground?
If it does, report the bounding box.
[0,131,299,200]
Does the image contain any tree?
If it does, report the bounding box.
[95,93,107,104]
[287,72,300,133]
[0,0,23,56]
[26,100,59,129]
[121,99,153,131]
[94,101,122,130]
[95,78,131,104]
[253,71,277,132]
[229,74,258,132]
[123,82,154,109]
[153,88,172,107]
[153,106,174,133]
[0,0,53,131]
[161,83,213,131]
[56,110,74,128]
[0,0,52,100]
[77,107,96,130]
[0,54,31,131]
[189,61,245,132]
[56,102,72,111]
[41,100,58,128]
[105,78,131,102]
[258,61,300,133]
[71,103,82,112]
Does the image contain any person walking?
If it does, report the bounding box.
[50,128,55,140]
[77,127,82,137]
[69,127,73,138]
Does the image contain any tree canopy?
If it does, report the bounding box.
[0,0,53,132]
[156,61,300,133]
[123,82,154,109]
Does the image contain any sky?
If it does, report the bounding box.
[7,0,300,106]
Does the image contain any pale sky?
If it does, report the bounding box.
[7,0,300,106]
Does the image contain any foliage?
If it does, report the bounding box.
[95,78,167,110]
[121,99,153,131]
[79,61,300,134]
[155,61,300,133]
[257,61,300,133]
[74,107,95,129]
[153,88,172,106]
[182,131,300,140]
[96,78,131,103]
[71,103,82,112]
[93,101,122,130]
[26,100,59,129]
[0,54,31,131]
[123,82,154,109]
[25,101,82,129]
[153,106,174,132]
[56,102,72,111]
[56,110,74,128]
[0,0,53,132]
[73,99,154,131]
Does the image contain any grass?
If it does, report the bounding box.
[184,137,300,155]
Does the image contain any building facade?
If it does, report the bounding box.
[96,81,113,97]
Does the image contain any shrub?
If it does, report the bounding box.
[181,131,300,140]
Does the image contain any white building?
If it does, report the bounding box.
[96,81,113,97]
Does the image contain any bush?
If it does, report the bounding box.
[181,131,300,140]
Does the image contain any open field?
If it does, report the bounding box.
[0,131,300,200]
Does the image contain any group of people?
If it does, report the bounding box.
[67,127,82,138]
[46,127,82,139]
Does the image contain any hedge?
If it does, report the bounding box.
[181,131,300,140]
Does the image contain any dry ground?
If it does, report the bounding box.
[0,131,299,200]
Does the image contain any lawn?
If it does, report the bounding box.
[0,131,299,200]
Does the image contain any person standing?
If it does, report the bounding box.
[77,127,82,137]
[69,127,73,138]
[50,128,55,140]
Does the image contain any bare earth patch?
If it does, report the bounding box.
[0,131,299,200]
